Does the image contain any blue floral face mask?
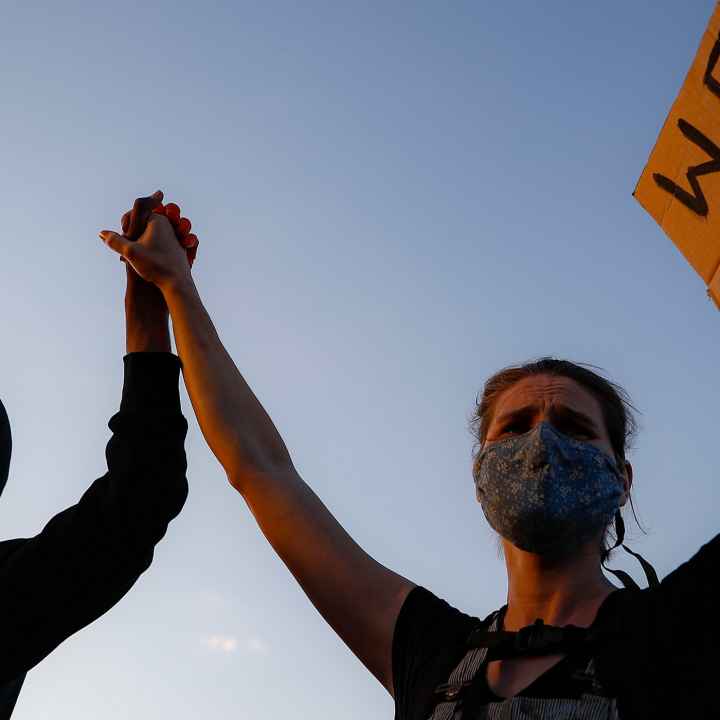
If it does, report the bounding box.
[473,422,624,555]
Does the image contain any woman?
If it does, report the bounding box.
[102,192,717,719]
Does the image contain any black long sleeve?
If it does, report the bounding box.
[0,352,188,689]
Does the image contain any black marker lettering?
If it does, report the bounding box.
[653,118,720,216]
[705,33,720,99]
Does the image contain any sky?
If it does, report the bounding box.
[0,0,718,717]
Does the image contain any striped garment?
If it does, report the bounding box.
[429,612,618,720]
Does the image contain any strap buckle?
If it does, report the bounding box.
[514,619,548,653]
[513,619,568,655]
[433,680,470,702]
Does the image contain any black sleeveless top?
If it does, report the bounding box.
[392,534,720,719]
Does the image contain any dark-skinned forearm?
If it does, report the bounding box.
[162,276,291,482]
[125,272,172,354]
[125,306,171,353]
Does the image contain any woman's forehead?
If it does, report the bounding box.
[492,374,604,421]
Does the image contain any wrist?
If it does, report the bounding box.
[126,312,172,353]
[125,282,172,353]
[126,332,172,353]
[161,273,198,305]
[123,255,175,353]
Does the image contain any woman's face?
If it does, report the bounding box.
[484,374,632,499]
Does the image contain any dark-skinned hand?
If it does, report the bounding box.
[100,190,199,291]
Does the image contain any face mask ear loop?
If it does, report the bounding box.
[613,508,625,550]
[602,511,640,590]
[602,510,660,590]
[620,545,660,589]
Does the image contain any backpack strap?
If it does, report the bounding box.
[427,610,614,719]
[428,611,502,720]
[466,619,591,659]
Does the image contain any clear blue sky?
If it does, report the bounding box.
[0,1,718,718]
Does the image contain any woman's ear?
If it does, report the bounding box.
[619,460,633,505]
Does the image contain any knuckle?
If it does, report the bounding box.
[148,213,171,231]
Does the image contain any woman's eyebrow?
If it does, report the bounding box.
[494,404,599,432]
[494,405,539,427]
[547,405,599,431]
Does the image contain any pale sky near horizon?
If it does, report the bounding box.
[1,1,719,718]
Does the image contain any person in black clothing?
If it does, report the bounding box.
[101,192,718,719]
[0,217,189,718]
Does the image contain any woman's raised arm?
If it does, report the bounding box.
[101,203,416,694]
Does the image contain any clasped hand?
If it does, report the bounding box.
[99,190,199,292]
[99,190,200,353]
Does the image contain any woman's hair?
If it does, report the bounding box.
[469,357,642,562]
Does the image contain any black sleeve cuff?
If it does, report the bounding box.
[120,352,182,413]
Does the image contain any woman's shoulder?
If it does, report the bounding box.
[392,587,498,720]
[395,586,494,652]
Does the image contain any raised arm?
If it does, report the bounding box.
[0,256,188,687]
[100,196,415,694]
[167,276,414,691]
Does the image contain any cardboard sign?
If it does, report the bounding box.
[634,2,720,309]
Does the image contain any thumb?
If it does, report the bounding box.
[99,230,135,260]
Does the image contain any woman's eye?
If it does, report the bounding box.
[501,425,523,435]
